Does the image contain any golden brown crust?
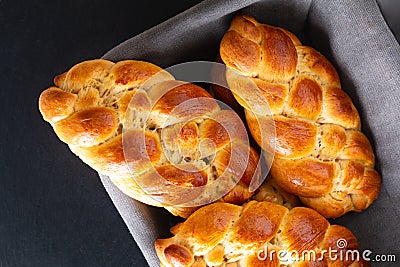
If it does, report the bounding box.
[153,82,217,117]
[53,59,114,92]
[220,30,261,76]
[174,203,241,247]
[199,116,230,150]
[39,59,261,218]
[286,76,323,121]
[252,174,302,209]
[54,107,118,147]
[296,46,341,88]
[110,60,164,86]
[271,158,336,198]
[39,87,77,123]
[339,131,375,167]
[245,113,318,158]
[351,169,381,211]
[299,195,353,219]
[155,165,208,188]
[228,201,287,247]
[259,25,298,83]
[252,78,289,114]
[320,225,359,267]
[319,86,361,129]
[229,15,262,43]
[220,145,261,205]
[272,116,318,158]
[163,244,194,267]
[70,134,130,178]
[317,124,347,160]
[281,207,330,253]
[155,201,363,267]
[219,14,381,218]
[122,129,163,173]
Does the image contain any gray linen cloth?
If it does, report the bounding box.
[101,0,400,266]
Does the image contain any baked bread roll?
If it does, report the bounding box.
[252,174,301,209]
[38,59,261,218]
[155,200,367,267]
[219,14,381,218]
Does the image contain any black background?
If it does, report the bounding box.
[1,1,398,267]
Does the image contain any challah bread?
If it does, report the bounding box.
[155,200,367,267]
[219,14,381,218]
[39,59,261,218]
[252,174,301,209]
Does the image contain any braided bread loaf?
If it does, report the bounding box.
[155,201,367,267]
[219,15,381,218]
[38,59,261,218]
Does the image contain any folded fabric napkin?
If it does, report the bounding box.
[101,0,400,266]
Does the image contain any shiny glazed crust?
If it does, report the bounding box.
[38,59,261,217]
[155,201,367,267]
[219,15,381,218]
